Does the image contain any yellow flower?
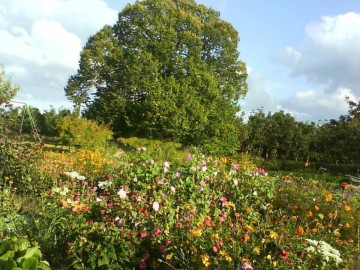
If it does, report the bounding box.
[190,229,202,237]
[269,231,278,239]
[333,229,341,237]
[253,246,261,255]
[314,205,320,211]
[345,223,351,229]
[166,253,174,260]
[220,157,228,164]
[273,261,278,267]
[201,255,211,267]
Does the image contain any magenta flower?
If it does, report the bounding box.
[159,245,166,253]
[139,261,147,269]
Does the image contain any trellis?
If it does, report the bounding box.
[2,100,41,142]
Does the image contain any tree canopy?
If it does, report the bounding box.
[0,65,19,105]
[65,0,247,152]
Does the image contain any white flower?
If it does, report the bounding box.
[164,161,171,168]
[117,188,127,199]
[253,190,258,196]
[98,181,113,188]
[305,239,342,265]
[152,201,160,211]
[233,179,239,186]
[64,171,85,181]
[170,186,176,193]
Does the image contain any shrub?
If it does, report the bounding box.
[0,135,44,195]
[57,116,113,151]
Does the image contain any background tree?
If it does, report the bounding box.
[65,0,248,154]
[0,65,19,105]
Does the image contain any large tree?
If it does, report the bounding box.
[65,0,247,152]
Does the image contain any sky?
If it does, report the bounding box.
[1,0,360,123]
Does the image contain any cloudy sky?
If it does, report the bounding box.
[1,0,360,122]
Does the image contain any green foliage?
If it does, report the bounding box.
[0,136,44,195]
[57,116,113,151]
[0,237,50,270]
[118,137,186,162]
[65,0,247,153]
[0,65,19,105]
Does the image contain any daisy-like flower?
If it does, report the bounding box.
[117,188,127,199]
[152,201,160,211]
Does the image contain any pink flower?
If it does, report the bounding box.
[219,196,228,206]
[159,246,166,253]
[233,163,240,170]
[185,153,192,161]
[150,159,155,165]
[152,201,160,211]
[139,261,147,269]
[240,263,253,270]
[117,188,127,199]
[154,228,162,236]
[140,231,148,238]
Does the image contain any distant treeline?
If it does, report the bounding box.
[1,99,360,166]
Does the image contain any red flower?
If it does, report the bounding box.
[278,250,289,260]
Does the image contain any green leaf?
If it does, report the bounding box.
[0,250,15,261]
[13,239,29,252]
[0,241,11,256]
[38,260,51,270]
[23,247,41,260]
[22,257,38,270]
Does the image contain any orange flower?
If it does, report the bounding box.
[295,226,304,236]
[314,205,320,211]
[324,194,332,202]
[307,211,313,217]
[344,205,351,211]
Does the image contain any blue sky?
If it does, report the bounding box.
[1,0,360,122]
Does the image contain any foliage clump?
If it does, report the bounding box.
[57,116,113,151]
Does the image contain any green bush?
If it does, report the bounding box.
[0,135,44,195]
[118,137,186,162]
[57,116,113,151]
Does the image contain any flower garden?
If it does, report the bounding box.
[1,141,359,269]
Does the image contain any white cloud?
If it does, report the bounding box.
[279,12,360,96]
[280,87,356,122]
[241,69,277,113]
[0,0,122,110]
